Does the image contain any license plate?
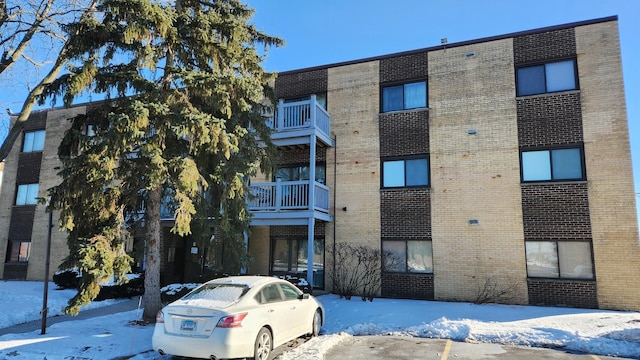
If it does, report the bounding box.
[180,320,196,331]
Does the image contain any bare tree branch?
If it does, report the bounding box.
[0,0,92,161]
[0,0,96,161]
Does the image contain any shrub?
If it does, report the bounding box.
[54,269,145,300]
[474,276,522,304]
[329,243,385,301]
[53,269,81,289]
[95,274,145,301]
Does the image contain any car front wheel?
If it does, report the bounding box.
[311,309,322,337]
[253,327,272,360]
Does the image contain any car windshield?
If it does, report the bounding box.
[180,284,248,308]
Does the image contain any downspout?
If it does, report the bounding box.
[332,135,337,293]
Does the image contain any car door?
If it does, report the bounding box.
[258,283,291,345]
[278,282,311,338]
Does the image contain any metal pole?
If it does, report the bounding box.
[41,207,53,335]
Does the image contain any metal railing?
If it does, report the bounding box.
[271,95,330,137]
[249,179,329,213]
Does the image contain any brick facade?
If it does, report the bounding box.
[379,51,428,84]
[521,183,592,240]
[270,224,326,238]
[527,279,598,308]
[382,273,434,300]
[275,68,328,99]
[379,110,429,157]
[577,21,640,310]
[380,189,431,239]
[513,24,602,309]
[8,207,36,240]
[517,93,583,147]
[513,28,576,65]
[21,111,47,131]
[429,37,527,304]
[325,61,382,292]
[378,51,433,300]
[16,152,42,184]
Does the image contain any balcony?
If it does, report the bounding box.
[268,96,334,148]
[248,179,331,225]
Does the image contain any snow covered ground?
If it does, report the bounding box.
[1,280,639,359]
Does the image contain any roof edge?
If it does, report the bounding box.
[277,15,618,76]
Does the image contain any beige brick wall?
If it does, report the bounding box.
[248,226,271,275]
[0,161,4,195]
[325,61,381,291]
[0,126,20,279]
[27,107,83,280]
[429,39,528,303]
[577,22,640,311]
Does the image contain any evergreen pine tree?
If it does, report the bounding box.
[44,0,282,321]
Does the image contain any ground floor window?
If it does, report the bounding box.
[271,237,324,288]
[5,241,31,262]
[525,241,594,279]
[383,240,433,273]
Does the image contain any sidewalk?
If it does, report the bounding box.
[0,297,143,336]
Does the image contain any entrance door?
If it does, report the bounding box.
[271,238,324,289]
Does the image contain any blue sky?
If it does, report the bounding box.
[248,0,640,223]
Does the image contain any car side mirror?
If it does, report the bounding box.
[299,293,310,300]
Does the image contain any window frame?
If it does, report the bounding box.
[382,239,433,274]
[380,80,428,113]
[381,156,430,189]
[22,130,46,153]
[15,183,40,205]
[516,58,579,97]
[275,163,326,184]
[525,240,595,280]
[5,240,32,263]
[520,146,586,183]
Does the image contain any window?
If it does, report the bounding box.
[382,81,427,112]
[15,184,39,205]
[22,130,45,152]
[261,284,283,303]
[383,240,433,273]
[521,147,584,182]
[276,164,325,184]
[516,59,577,96]
[382,157,429,188]
[279,283,301,300]
[182,283,247,305]
[5,241,31,262]
[525,241,594,279]
[85,124,96,137]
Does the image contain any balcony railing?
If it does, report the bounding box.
[249,179,329,213]
[269,95,330,138]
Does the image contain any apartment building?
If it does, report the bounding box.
[1,16,638,311]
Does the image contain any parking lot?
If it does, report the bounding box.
[322,336,632,360]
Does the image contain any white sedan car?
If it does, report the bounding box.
[152,275,324,360]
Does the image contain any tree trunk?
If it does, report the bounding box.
[143,185,163,322]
